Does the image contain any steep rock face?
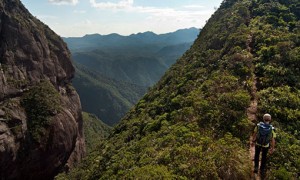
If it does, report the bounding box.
[0,0,85,179]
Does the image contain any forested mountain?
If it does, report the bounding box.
[73,63,147,125]
[60,0,300,179]
[65,28,199,125]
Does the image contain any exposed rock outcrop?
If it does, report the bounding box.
[0,0,85,179]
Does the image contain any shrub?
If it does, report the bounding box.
[124,165,175,179]
[257,86,300,136]
[21,80,61,142]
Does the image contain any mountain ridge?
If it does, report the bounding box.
[68,27,198,38]
[63,27,199,52]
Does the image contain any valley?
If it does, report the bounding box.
[65,28,200,125]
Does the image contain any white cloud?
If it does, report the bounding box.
[44,0,218,36]
[89,0,212,21]
[87,0,215,35]
[90,0,133,9]
[127,5,213,29]
[73,10,86,14]
[183,5,205,10]
[48,0,79,5]
[38,15,58,20]
[143,9,213,31]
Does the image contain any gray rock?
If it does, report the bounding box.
[0,0,85,179]
[0,109,4,117]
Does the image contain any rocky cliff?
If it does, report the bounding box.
[0,0,85,179]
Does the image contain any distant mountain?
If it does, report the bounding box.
[64,27,199,53]
[65,28,200,125]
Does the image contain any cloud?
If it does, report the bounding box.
[74,0,217,36]
[73,10,86,14]
[90,0,133,9]
[183,5,205,10]
[89,0,211,17]
[121,4,214,26]
[38,15,58,20]
[48,0,79,5]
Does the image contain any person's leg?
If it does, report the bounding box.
[254,145,261,173]
[260,147,269,175]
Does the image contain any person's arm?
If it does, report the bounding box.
[252,132,256,141]
[269,138,275,154]
[269,129,276,154]
[251,126,257,146]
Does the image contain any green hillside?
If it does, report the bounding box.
[72,50,168,87]
[82,112,111,153]
[73,63,147,125]
[62,0,299,179]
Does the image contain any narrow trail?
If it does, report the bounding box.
[247,82,259,180]
[246,34,260,180]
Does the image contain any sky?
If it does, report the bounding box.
[20,0,223,37]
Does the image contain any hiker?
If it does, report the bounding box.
[251,113,276,176]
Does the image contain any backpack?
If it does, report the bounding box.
[256,122,273,146]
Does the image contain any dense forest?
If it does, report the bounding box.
[58,0,300,179]
[73,63,147,125]
[81,112,111,153]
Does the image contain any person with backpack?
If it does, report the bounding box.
[251,113,276,176]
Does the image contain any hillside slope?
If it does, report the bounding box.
[73,63,147,125]
[72,50,168,87]
[63,0,299,179]
[81,112,111,153]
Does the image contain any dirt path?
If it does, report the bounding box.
[246,34,260,180]
[247,82,259,180]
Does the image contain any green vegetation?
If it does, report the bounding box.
[82,112,111,152]
[21,80,61,142]
[73,63,147,125]
[258,87,300,179]
[7,77,28,88]
[60,0,299,179]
